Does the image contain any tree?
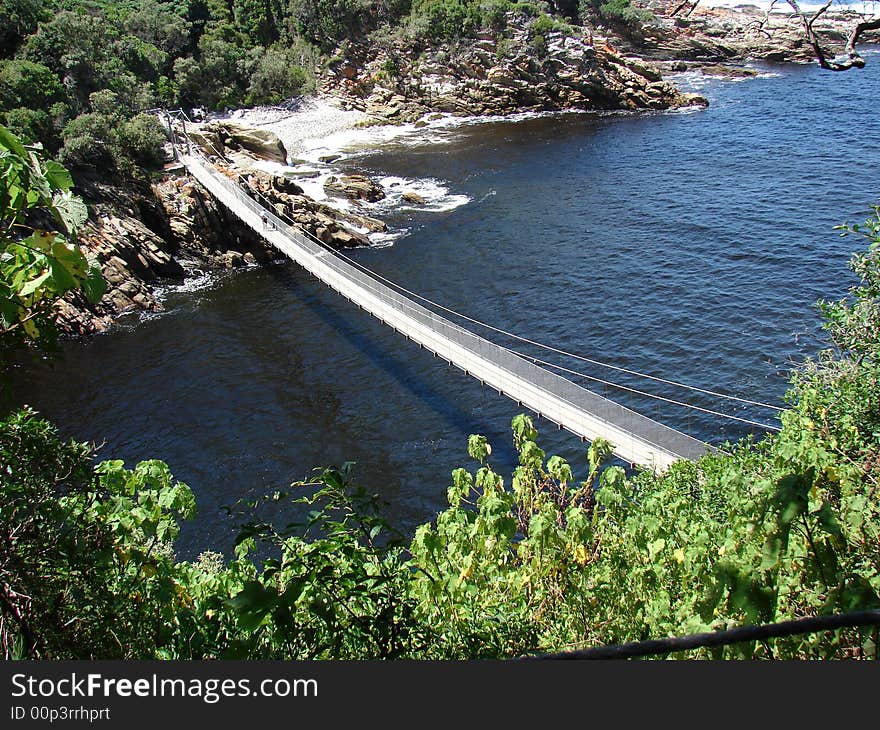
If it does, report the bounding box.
[786,0,880,71]
[247,46,310,104]
[0,124,105,370]
[0,0,52,55]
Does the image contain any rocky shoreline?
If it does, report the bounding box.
[60,2,879,336]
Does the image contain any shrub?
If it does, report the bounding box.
[408,0,480,41]
[246,46,312,105]
[116,113,167,168]
[581,0,653,28]
[0,107,54,146]
[59,112,116,169]
[0,60,65,112]
[478,0,511,31]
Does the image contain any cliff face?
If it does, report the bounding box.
[321,22,707,122]
[56,173,276,335]
[60,145,387,335]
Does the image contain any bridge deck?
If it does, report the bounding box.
[182,154,711,471]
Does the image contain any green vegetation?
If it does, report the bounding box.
[580,0,652,30]
[2,147,879,655]
[1,0,877,662]
[0,0,321,173]
[0,0,656,175]
[0,125,104,370]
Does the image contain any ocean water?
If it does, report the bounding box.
[11,57,880,556]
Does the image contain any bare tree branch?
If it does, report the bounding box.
[683,0,700,18]
[788,0,880,71]
[745,0,781,40]
[670,0,700,18]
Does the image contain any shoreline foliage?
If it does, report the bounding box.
[0,125,105,372]
[0,0,654,176]
[2,205,879,659]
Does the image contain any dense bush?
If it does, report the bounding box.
[580,0,652,28]
[2,206,879,659]
[246,45,314,104]
[408,0,480,40]
[57,92,167,174]
[0,0,316,173]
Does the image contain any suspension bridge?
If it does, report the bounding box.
[171,126,781,472]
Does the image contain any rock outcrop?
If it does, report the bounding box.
[186,122,288,164]
[321,19,707,121]
[58,3,880,336]
[59,163,384,335]
[239,168,385,247]
[622,1,878,64]
[323,174,387,203]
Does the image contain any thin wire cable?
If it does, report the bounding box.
[232,162,779,432]
[241,169,783,414]
[192,144,781,428]
[173,131,783,430]
[186,138,783,414]
[507,349,781,431]
[184,150,781,453]
[162,112,781,414]
[331,247,785,412]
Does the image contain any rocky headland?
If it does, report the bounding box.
[60,3,879,335]
[320,23,706,122]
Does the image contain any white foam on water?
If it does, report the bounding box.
[253,102,590,165]
[368,229,411,247]
[666,65,782,97]
[228,98,369,160]
[153,271,220,300]
[372,176,472,214]
[137,270,228,325]
[233,101,484,238]
[226,98,711,249]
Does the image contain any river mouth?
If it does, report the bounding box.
[11,58,880,558]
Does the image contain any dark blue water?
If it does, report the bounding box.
[12,58,880,556]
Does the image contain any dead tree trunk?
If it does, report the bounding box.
[788,0,880,71]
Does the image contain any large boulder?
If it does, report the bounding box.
[201,122,288,164]
[323,174,386,203]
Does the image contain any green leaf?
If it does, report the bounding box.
[761,534,782,570]
[43,160,74,191]
[588,437,614,473]
[0,123,29,159]
[18,270,51,298]
[547,455,574,484]
[511,413,538,444]
[48,257,76,291]
[51,191,88,234]
[227,580,279,632]
[468,434,491,462]
[648,538,666,558]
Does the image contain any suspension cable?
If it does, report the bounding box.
[505,348,781,431]
[319,242,784,411]
[205,149,784,413]
[169,119,785,425]
[243,168,784,416]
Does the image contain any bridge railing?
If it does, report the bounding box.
[182,153,710,468]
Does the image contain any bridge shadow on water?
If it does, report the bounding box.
[262,262,526,477]
[262,262,639,488]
